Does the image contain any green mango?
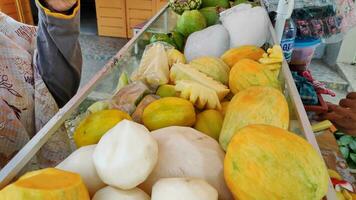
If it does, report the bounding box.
[201,0,230,8]
[170,31,185,51]
[176,10,207,37]
[199,7,219,26]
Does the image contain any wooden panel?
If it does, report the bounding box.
[1,0,15,4]
[96,0,124,8]
[2,0,34,24]
[127,18,146,29]
[155,0,167,11]
[1,4,17,13]
[95,0,127,38]
[20,0,33,24]
[126,0,153,9]
[96,7,125,17]
[98,26,127,37]
[0,0,19,21]
[97,17,125,27]
[127,9,153,19]
[125,0,156,38]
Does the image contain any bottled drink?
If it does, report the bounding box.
[280,19,297,63]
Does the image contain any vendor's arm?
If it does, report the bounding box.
[35,0,81,108]
[319,92,356,135]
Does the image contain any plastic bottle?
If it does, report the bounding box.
[280,19,297,63]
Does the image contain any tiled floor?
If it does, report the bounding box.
[309,60,349,91]
[309,59,349,104]
[337,62,356,91]
[79,34,128,88]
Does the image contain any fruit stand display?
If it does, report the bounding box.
[0,2,338,200]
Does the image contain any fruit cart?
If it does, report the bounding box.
[0,4,338,199]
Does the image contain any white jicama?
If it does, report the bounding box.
[220,4,270,48]
[151,178,218,200]
[56,145,106,196]
[93,120,158,190]
[92,186,150,200]
[184,24,230,61]
[140,126,233,200]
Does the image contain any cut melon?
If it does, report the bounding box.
[0,168,90,200]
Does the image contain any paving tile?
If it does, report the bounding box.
[309,59,349,91]
[337,62,356,91]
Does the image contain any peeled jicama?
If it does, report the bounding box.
[93,120,158,190]
[139,126,233,200]
[92,186,150,200]
[56,145,106,196]
[220,4,269,48]
[184,24,230,61]
[151,178,218,200]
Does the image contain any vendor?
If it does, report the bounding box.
[319,92,356,135]
[0,0,81,168]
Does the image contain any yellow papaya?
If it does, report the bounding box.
[219,86,289,150]
[224,125,329,200]
[142,97,196,131]
[229,59,280,94]
[221,45,265,67]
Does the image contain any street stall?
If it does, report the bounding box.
[0,1,340,199]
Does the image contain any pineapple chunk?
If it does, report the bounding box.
[175,80,221,110]
[259,45,283,65]
[170,63,230,100]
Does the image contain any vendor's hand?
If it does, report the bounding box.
[319,92,356,135]
[43,0,77,12]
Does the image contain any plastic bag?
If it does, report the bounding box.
[184,24,230,61]
[131,42,172,87]
[220,4,270,48]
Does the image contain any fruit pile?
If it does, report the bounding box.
[0,2,330,200]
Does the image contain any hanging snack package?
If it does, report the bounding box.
[263,0,356,40]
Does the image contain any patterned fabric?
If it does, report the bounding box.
[335,0,356,33]
[0,12,71,169]
[292,71,319,105]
